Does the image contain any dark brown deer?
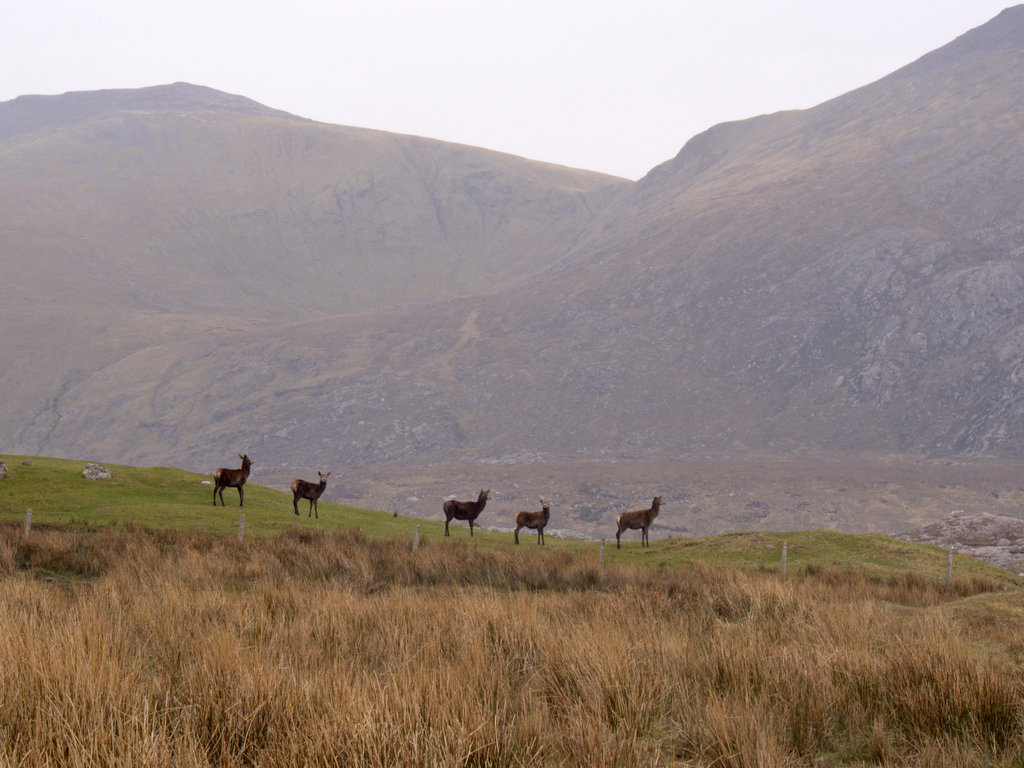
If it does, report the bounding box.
[514,498,551,545]
[615,495,662,548]
[291,471,331,518]
[443,489,489,536]
[213,454,253,507]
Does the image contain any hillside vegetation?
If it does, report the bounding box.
[0,454,417,539]
[0,520,1022,766]
[2,454,1018,580]
[3,455,1023,764]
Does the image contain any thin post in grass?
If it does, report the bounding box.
[781,541,788,576]
[413,525,420,552]
[24,508,31,540]
[946,548,953,586]
[238,513,245,544]
[599,538,605,568]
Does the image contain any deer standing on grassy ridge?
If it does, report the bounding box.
[213,454,253,507]
[514,498,551,545]
[291,471,331,518]
[615,495,662,549]
[443,489,489,537]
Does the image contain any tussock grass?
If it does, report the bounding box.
[0,524,1023,766]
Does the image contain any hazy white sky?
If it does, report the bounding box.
[1,1,1014,179]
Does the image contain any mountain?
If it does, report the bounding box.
[4,9,1024,538]
[0,82,624,457]
[527,4,1024,460]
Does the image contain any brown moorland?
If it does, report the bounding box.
[1,523,1022,767]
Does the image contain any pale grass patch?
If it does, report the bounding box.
[0,524,1022,766]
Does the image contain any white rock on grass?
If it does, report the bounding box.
[82,462,111,480]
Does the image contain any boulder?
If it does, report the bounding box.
[82,462,111,480]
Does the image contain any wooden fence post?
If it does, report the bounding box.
[238,513,245,544]
[24,508,31,541]
[599,539,605,568]
[413,525,420,552]
[781,541,788,576]
[946,548,953,586]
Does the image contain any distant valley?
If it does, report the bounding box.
[4,8,1024,537]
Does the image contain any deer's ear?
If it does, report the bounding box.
[239,454,244,460]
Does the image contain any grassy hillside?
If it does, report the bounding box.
[0,454,440,540]
[2,455,1018,588]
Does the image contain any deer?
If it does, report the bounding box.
[213,454,253,507]
[514,498,551,545]
[443,489,489,537]
[291,471,331,518]
[615,495,662,549]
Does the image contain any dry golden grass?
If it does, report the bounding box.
[0,524,1021,767]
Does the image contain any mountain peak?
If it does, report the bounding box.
[891,4,1024,76]
[642,5,1024,189]
[0,83,294,142]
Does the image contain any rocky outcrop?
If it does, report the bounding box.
[898,511,1024,574]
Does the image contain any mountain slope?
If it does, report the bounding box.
[0,82,624,452]
[515,4,1024,457]
[5,9,1024,538]
[1,82,624,319]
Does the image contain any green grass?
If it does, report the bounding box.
[2,454,1019,588]
[650,529,1019,585]
[0,454,439,540]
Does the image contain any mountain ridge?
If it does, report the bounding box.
[0,84,626,465]
[5,8,1024,537]
[0,82,299,143]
